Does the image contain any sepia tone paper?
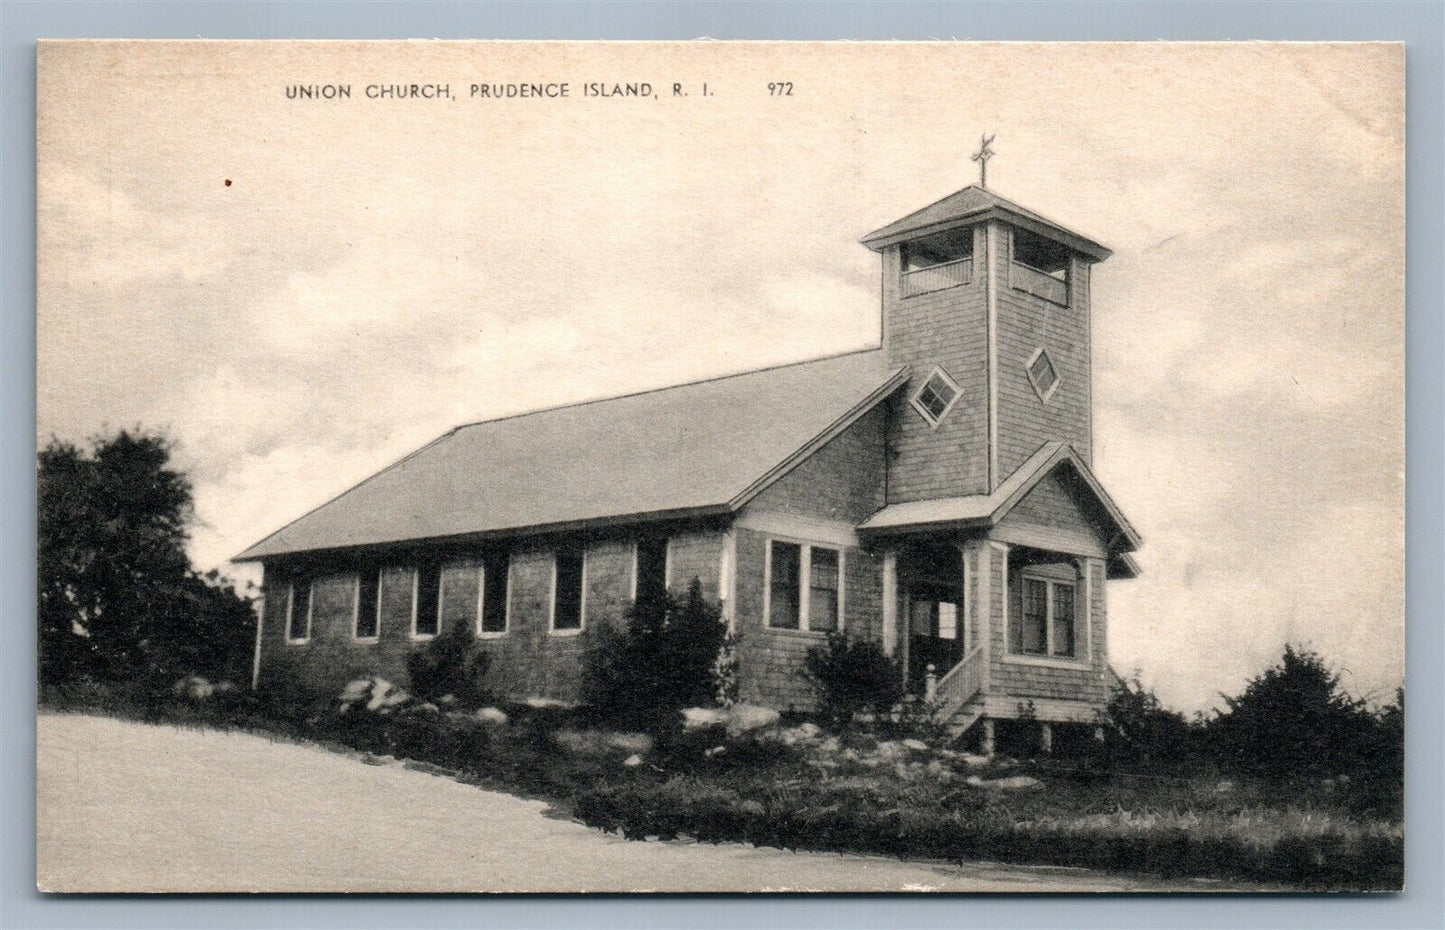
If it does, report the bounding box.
[37,40,1404,893]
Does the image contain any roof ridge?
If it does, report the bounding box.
[448,344,885,431]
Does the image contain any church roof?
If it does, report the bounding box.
[856,441,1141,572]
[235,349,908,562]
[861,185,1112,262]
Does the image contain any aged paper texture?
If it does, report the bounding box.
[37,40,1404,893]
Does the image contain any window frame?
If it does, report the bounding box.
[479,553,510,639]
[763,537,846,634]
[351,568,382,644]
[1025,346,1062,404]
[1009,226,1072,307]
[285,581,310,644]
[1010,569,1079,661]
[630,535,672,602]
[549,546,586,636]
[909,366,962,429]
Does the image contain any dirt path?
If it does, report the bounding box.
[37,712,1248,893]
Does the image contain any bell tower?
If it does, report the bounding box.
[862,166,1111,504]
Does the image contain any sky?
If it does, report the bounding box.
[36,41,1404,712]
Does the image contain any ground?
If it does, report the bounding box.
[36,713,1256,893]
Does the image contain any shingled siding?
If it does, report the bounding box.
[745,404,888,524]
[880,234,991,502]
[731,526,883,712]
[257,527,725,705]
[984,546,1108,712]
[993,232,1092,479]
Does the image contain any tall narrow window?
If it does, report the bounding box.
[552,546,584,632]
[1052,584,1076,658]
[481,552,510,635]
[767,541,802,630]
[1021,578,1048,655]
[635,536,668,604]
[286,581,311,642]
[438,560,481,636]
[808,547,841,633]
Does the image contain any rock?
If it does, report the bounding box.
[726,704,780,735]
[874,740,908,760]
[474,707,509,725]
[902,738,930,752]
[704,745,727,758]
[339,679,372,702]
[958,753,992,768]
[417,702,440,714]
[173,676,214,700]
[794,722,822,739]
[818,736,842,754]
[682,707,729,731]
[975,775,1042,790]
[523,696,575,709]
[622,754,643,767]
[1215,780,1236,794]
[437,694,459,707]
[606,732,654,754]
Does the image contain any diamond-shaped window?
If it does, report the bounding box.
[911,367,961,427]
[1026,348,1061,402]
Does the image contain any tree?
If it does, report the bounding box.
[1206,644,1375,780]
[37,429,255,686]
[1100,673,1201,766]
[580,578,727,732]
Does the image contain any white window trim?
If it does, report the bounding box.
[1005,568,1085,665]
[1025,346,1062,404]
[353,569,382,643]
[478,555,509,639]
[285,582,309,644]
[385,567,424,641]
[548,548,585,636]
[909,365,963,429]
[763,536,845,635]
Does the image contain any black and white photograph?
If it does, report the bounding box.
[34,39,1405,893]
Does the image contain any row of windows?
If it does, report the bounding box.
[283,537,671,644]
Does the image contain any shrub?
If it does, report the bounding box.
[580,578,728,732]
[1205,644,1375,781]
[803,632,904,727]
[405,619,493,706]
[1099,674,1202,767]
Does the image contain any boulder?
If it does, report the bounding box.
[523,696,575,709]
[606,732,654,754]
[339,679,372,702]
[474,707,509,725]
[622,754,644,767]
[902,738,930,752]
[726,704,780,736]
[968,775,1043,790]
[681,707,729,731]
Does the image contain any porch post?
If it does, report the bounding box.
[881,549,898,657]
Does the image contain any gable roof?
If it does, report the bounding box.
[235,349,908,562]
[861,185,1112,262]
[856,441,1141,559]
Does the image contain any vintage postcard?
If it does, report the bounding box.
[36,40,1404,893]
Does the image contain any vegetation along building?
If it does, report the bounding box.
[235,181,1142,751]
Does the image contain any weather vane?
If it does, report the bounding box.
[971,133,996,188]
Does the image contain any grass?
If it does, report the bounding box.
[39,680,1404,891]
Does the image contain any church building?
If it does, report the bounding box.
[235,177,1142,749]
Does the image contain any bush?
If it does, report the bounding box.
[405,619,493,706]
[1205,644,1376,781]
[1099,674,1202,767]
[803,632,903,727]
[580,578,728,732]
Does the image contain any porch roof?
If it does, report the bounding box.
[856,442,1142,564]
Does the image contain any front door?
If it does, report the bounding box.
[906,579,964,695]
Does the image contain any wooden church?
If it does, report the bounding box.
[236,165,1141,751]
